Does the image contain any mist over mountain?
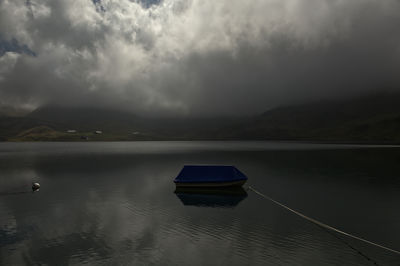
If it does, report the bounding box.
[2,0,400,141]
[1,0,400,116]
[1,93,400,142]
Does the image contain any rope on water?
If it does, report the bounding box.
[247,186,400,256]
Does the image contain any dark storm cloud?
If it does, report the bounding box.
[0,0,400,116]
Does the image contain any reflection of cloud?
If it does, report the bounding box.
[1,147,399,265]
[0,203,18,241]
[0,168,38,193]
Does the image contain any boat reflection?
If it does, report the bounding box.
[174,187,248,208]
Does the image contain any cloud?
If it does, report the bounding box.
[0,52,20,81]
[0,0,400,116]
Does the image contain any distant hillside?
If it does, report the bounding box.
[2,93,400,142]
[0,117,51,141]
[10,126,68,141]
[26,105,239,140]
[220,92,400,141]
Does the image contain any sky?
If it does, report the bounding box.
[1,0,400,117]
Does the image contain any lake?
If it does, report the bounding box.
[0,141,399,265]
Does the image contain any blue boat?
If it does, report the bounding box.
[174,165,248,187]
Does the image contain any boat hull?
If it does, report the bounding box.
[174,179,246,188]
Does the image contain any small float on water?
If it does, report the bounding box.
[174,165,248,188]
[32,182,40,191]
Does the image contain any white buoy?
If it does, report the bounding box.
[32,182,40,191]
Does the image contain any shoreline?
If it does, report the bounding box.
[2,139,400,145]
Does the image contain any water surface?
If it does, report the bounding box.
[0,141,399,265]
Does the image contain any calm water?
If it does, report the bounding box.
[0,141,399,265]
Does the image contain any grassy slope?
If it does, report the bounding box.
[7,126,159,141]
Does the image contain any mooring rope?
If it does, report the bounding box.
[247,186,400,256]
[319,224,380,266]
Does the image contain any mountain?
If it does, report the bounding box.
[219,92,400,141]
[2,92,400,142]
[26,105,239,140]
[23,106,161,140]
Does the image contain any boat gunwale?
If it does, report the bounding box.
[174,180,246,187]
